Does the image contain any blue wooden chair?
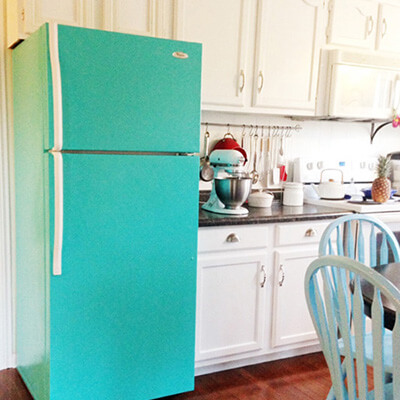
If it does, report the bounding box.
[305,255,400,399]
[319,214,400,395]
[319,214,400,266]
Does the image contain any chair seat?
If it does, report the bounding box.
[339,330,393,373]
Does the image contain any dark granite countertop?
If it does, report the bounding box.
[198,201,352,227]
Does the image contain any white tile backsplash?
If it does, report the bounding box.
[199,111,400,190]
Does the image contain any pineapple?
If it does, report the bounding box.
[372,155,392,203]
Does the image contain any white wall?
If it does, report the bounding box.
[200,110,400,190]
[201,110,400,162]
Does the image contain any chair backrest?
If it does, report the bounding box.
[305,255,400,400]
[319,214,400,266]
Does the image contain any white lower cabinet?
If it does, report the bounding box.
[196,220,332,374]
[271,220,331,348]
[271,249,319,347]
[196,252,268,361]
[196,225,270,367]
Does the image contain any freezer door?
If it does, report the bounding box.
[51,24,201,153]
[49,154,198,400]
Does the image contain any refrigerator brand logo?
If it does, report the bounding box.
[172,51,189,59]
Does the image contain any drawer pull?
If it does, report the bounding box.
[305,228,317,237]
[278,265,285,287]
[260,265,267,288]
[226,233,240,243]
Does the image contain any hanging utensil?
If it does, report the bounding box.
[200,130,214,182]
[250,133,259,184]
[258,127,267,186]
[272,127,280,185]
[265,127,271,184]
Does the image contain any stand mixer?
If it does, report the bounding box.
[202,149,252,215]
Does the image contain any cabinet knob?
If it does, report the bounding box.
[226,233,240,243]
[239,69,245,92]
[257,71,264,93]
[278,265,285,287]
[260,265,267,288]
[381,18,387,38]
[367,16,374,36]
[305,228,317,237]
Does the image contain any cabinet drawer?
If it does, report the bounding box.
[275,221,331,246]
[198,225,269,253]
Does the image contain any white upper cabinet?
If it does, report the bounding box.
[174,0,251,109]
[103,0,156,35]
[253,0,324,115]
[25,0,85,30]
[327,0,378,49]
[102,0,172,38]
[327,0,400,54]
[175,0,325,116]
[6,0,173,48]
[376,1,400,54]
[7,0,94,48]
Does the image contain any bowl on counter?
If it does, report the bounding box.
[214,176,252,210]
[248,190,274,208]
[361,188,396,199]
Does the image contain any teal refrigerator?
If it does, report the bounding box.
[13,23,201,400]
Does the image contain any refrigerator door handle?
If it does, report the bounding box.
[49,22,63,151]
[50,151,63,276]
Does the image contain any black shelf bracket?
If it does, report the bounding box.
[370,121,392,144]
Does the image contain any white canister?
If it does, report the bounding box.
[283,182,304,206]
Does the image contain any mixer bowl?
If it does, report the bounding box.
[215,176,252,210]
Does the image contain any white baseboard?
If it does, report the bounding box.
[195,344,321,376]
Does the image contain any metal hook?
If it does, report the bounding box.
[249,125,254,137]
[241,124,247,147]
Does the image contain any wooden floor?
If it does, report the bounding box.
[0,352,331,400]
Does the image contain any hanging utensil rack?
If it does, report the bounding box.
[201,122,301,189]
[201,122,302,136]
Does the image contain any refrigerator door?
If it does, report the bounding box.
[49,153,199,400]
[48,24,201,153]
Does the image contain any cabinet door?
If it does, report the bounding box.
[376,2,400,54]
[253,0,324,115]
[196,252,268,361]
[174,0,251,108]
[103,0,170,37]
[24,0,85,33]
[271,249,318,347]
[327,0,378,49]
